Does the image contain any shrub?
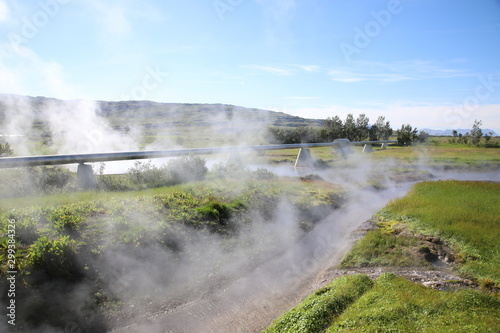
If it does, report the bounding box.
[97,174,135,191]
[26,166,74,194]
[46,208,84,233]
[196,201,232,221]
[0,142,13,157]
[166,155,207,184]
[127,160,168,188]
[127,156,208,188]
[28,236,81,280]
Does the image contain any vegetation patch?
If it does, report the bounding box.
[383,180,500,287]
[340,181,500,289]
[329,273,500,332]
[264,273,500,333]
[0,177,343,331]
[340,226,428,268]
[263,275,374,333]
[265,180,500,333]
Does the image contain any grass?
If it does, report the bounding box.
[328,273,500,333]
[263,275,374,333]
[383,180,500,285]
[252,138,500,169]
[264,180,500,332]
[264,273,500,333]
[371,138,500,169]
[340,227,429,268]
[342,180,500,285]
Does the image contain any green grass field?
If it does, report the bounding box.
[255,138,500,169]
[341,181,500,285]
[264,180,500,333]
[265,273,500,333]
[383,181,500,285]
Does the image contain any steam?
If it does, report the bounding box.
[1,95,498,333]
[100,160,415,333]
[0,94,144,157]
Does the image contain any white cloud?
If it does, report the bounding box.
[82,0,165,38]
[250,65,293,76]
[0,0,8,22]
[85,0,131,37]
[248,64,322,76]
[296,64,321,72]
[0,43,79,99]
[285,96,319,100]
[329,60,473,83]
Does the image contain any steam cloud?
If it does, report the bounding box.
[1,95,498,333]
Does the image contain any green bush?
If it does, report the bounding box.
[127,160,168,188]
[195,201,232,221]
[46,208,85,233]
[127,156,208,188]
[29,166,74,193]
[97,174,135,191]
[166,155,208,184]
[28,236,81,280]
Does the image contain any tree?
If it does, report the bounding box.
[344,114,356,141]
[416,130,430,143]
[485,132,493,145]
[450,130,458,143]
[355,114,369,141]
[374,116,393,140]
[369,124,379,141]
[321,116,344,141]
[396,124,418,146]
[0,142,13,157]
[463,132,470,145]
[470,119,483,146]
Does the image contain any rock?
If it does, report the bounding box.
[463,279,476,286]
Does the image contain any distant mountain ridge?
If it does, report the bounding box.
[422,128,498,137]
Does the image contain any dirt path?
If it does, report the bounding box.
[111,238,354,333]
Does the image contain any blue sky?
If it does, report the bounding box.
[1,0,499,132]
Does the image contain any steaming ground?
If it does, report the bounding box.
[105,173,412,333]
[106,165,498,333]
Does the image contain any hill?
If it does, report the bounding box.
[0,94,323,132]
[0,94,324,149]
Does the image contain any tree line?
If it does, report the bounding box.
[266,114,422,145]
[449,120,496,146]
